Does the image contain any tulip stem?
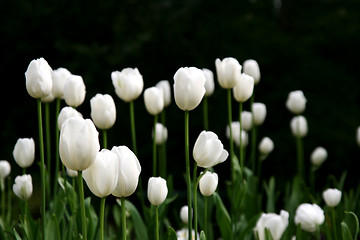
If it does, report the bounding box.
[129,101,138,155]
[77,171,87,240]
[121,197,126,240]
[155,205,159,240]
[185,110,192,240]
[1,179,5,220]
[103,129,108,149]
[159,111,167,178]
[100,197,106,240]
[153,114,158,176]
[37,98,46,239]
[194,168,208,240]
[239,102,244,174]
[296,135,304,181]
[45,102,51,202]
[54,98,61,197]
[6,177,12,223]
[204,196,208,238]
[203,96,209,130]
[332,207,338,240]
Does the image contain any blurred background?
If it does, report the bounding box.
[1,0,360,213]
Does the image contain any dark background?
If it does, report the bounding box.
[1,0,360,209]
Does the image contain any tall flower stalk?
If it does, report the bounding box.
[185,111,193,240]
[77,171,87,240]
[53,98,61,197]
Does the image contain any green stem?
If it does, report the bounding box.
[194,168,208,240]
[77,171,87,240]
[37,98,46,239]
[185,110,192,240]
[310,169,315,194]
[296,136,303,181]
[159,111,167,178]
[239,102,243,173]
[103,129,108,149]
[129,101,138,155]
[204,196,208,239]
[54,98,61,197]
[250,126,257,173]
[203,96,209,130]
[1,179,5,220]
[332,207,338,240]
[155,205,159,240]
[153,114,158,176]
[100,197,106,240]
[6,177,12,223]
[45,102,51,202]
[121,197,126,240]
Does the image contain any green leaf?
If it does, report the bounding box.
[239,212,261,240]
[200,230,206,240]
[214,192,231,239]
[13,228,22,240]
[341,222,353,240]
[263,177,276,213]
[45,214,61,240]
[85,197,98,240]
[264,228,274,240]
[344,211,359,240]
[167,226,177,240]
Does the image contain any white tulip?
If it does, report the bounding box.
[290,115,308,138]
[173,67,206,111]
[241,111,253,131]
[111,68,144,102]
[13,138,35,168]
[0,160,11,179]
[252,102,267,126]
[147,177,168,206]
[202,68,215,97]
[199,171,218,197]
[83,149,119,198]
[226,122,248,148]
[258,137,274,156]
[243,59,261,85]
[52,67,72,99]
[66,167,78,178]
[13,174,33,201]
[57,106,83,130]
[90,94,116,130]
[111,146,141,197]
[176,228,200,240]
[254,210,289,240]
[294,203,324,232]
[180,205,192,224]
[25,57,53,99]
[286,90,307,115]
[144,87,164,115]
[155,80,171,107]
[215,57,241,89]
[233,73,254,102]
[63,75,86,107]
[310,147,327,167]
[153,123,168,145]
[41,90,55,103]
[322,188,342,207]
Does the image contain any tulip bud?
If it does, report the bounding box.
[83,149,119,198]
[193,130,228,168]
[294,203,324,232]
[258,137,274,156]
[13,174,33,201]
[155,80,171,107]
[59,117,100,171]
[52,67,72,99]
[111,68,144,102]
[57,106,83,130]
[252,102,267,126]
[0,160,11,179]
[66,167,78,178]
[290,115,308,138]
[111,146,141,197]
[226,122,249,148]
[90,94,116,130]
[199,171,218,197]
[233,73,254,103]
[147,177,168,206]
[180,205,192,224]
[173,67,206,111]
[63,75,86,107]
[241,111,253,131]
[13,138,35,168]
[144,87,164,115]
[25,57,53,99]
[310,147,327,168]
[322,188,342,207]
[357,127,360,147]
[202,68,215,97]
[286,90,307,115]
[215,57,241,89]
[254,210,289,240]
[153,123,168,145]
[243,59,261,85]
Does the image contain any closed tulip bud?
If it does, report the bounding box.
[13,174,32,201]
[25,57,53,99]
[254,210,289,240]
[66,167,78,178]
[290,115,308,138]
[215,57,241,89]
[252,102,267,126]
[193,130,228,168]
[155,80,171,107]
[147,177,168,206]
[226,122,249,148]
[357,127,360,147]
[202,68,215,97]
[233,73,254,102]
[13,138,35,168]
[199,171,218,197]
[63,75,86,107]
[258,137,274,156]
[83,149,119,198]
[180,205,192,224]
[310,147,327,167]
[241,111,253,131]
[173,67,206,111]
[52,67,72,99]
[57,106,83,130]
[286,90,307,115]
[111,146,141,197]
[144,87,164,115]
[294,203,324,232]
[322,188,342,207]
[90,94,116,130]
[59,117,100,171]
[243,59,261,85]
[0,161,11,179]
[153,123,168,145]
[111,68,144,102]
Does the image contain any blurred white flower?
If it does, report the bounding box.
[0,160,11,179]
[199,171,218,197]
[155,80,171,107]
[357,127,360,147]
[258,137,274,157]
[176,228,200,240]
[180,205,192,224]
[286,90,307,115]
[90,94,116,130]
[241,111,253,131]
[111,68,144,102]
[13,138,35,168]
[252,102,267,126]
[310,147,327,168]
[215,57,242,89]
[25,57,53,99]
[294,203,324,232]
[290,115,308,138]
[322,188,342,207]
[202,68,215,97]
[233,73,254,102]
[147,177,168,206]
[57,106,83,130]
[153,123,168,145]
[63,75,86,107]
[243,59,261,85]
[254,210,289,240]
[144,87,164,115]
[66,167,78,178]
[52,67,72,99]
[13,174,33,201]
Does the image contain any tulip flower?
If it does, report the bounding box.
[13,174,33,201]
[180,205,192,224]
[241,111,253,131]
[233,73,254,103]
[294,203,325,232]
[144,87,164,116]
[254,210,289,240]
[290,115,308,138]
[41,90,55,103]
[0,161,11,180]
[66,167,78,178]
[193,130,229,168]
[90,94,117,130]
[147,177,168,206]
[155,80,171,108]
[13,138,35,169]
[176,229,200,240]
[215,57,241,89]
[323,188,342,207]
[243,59,261,85]
[258,137,274,156]
[52,67,72,99]
[111,68,144,102]
[286,90,307,115]
[310,147,327,168]
[199,171,218,197]
[252,102,267,126]
[202,68,215,97]
[57,106,83,130]
[25,57,53,99]
[173,67,206,111]
[63,75,86,107]
[153,123,168,145]
[226,122,248,148]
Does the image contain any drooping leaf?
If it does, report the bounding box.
[341,222,353,240]
[167,226,177,240]
[45,214,61,240]
[214,192,231,240]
